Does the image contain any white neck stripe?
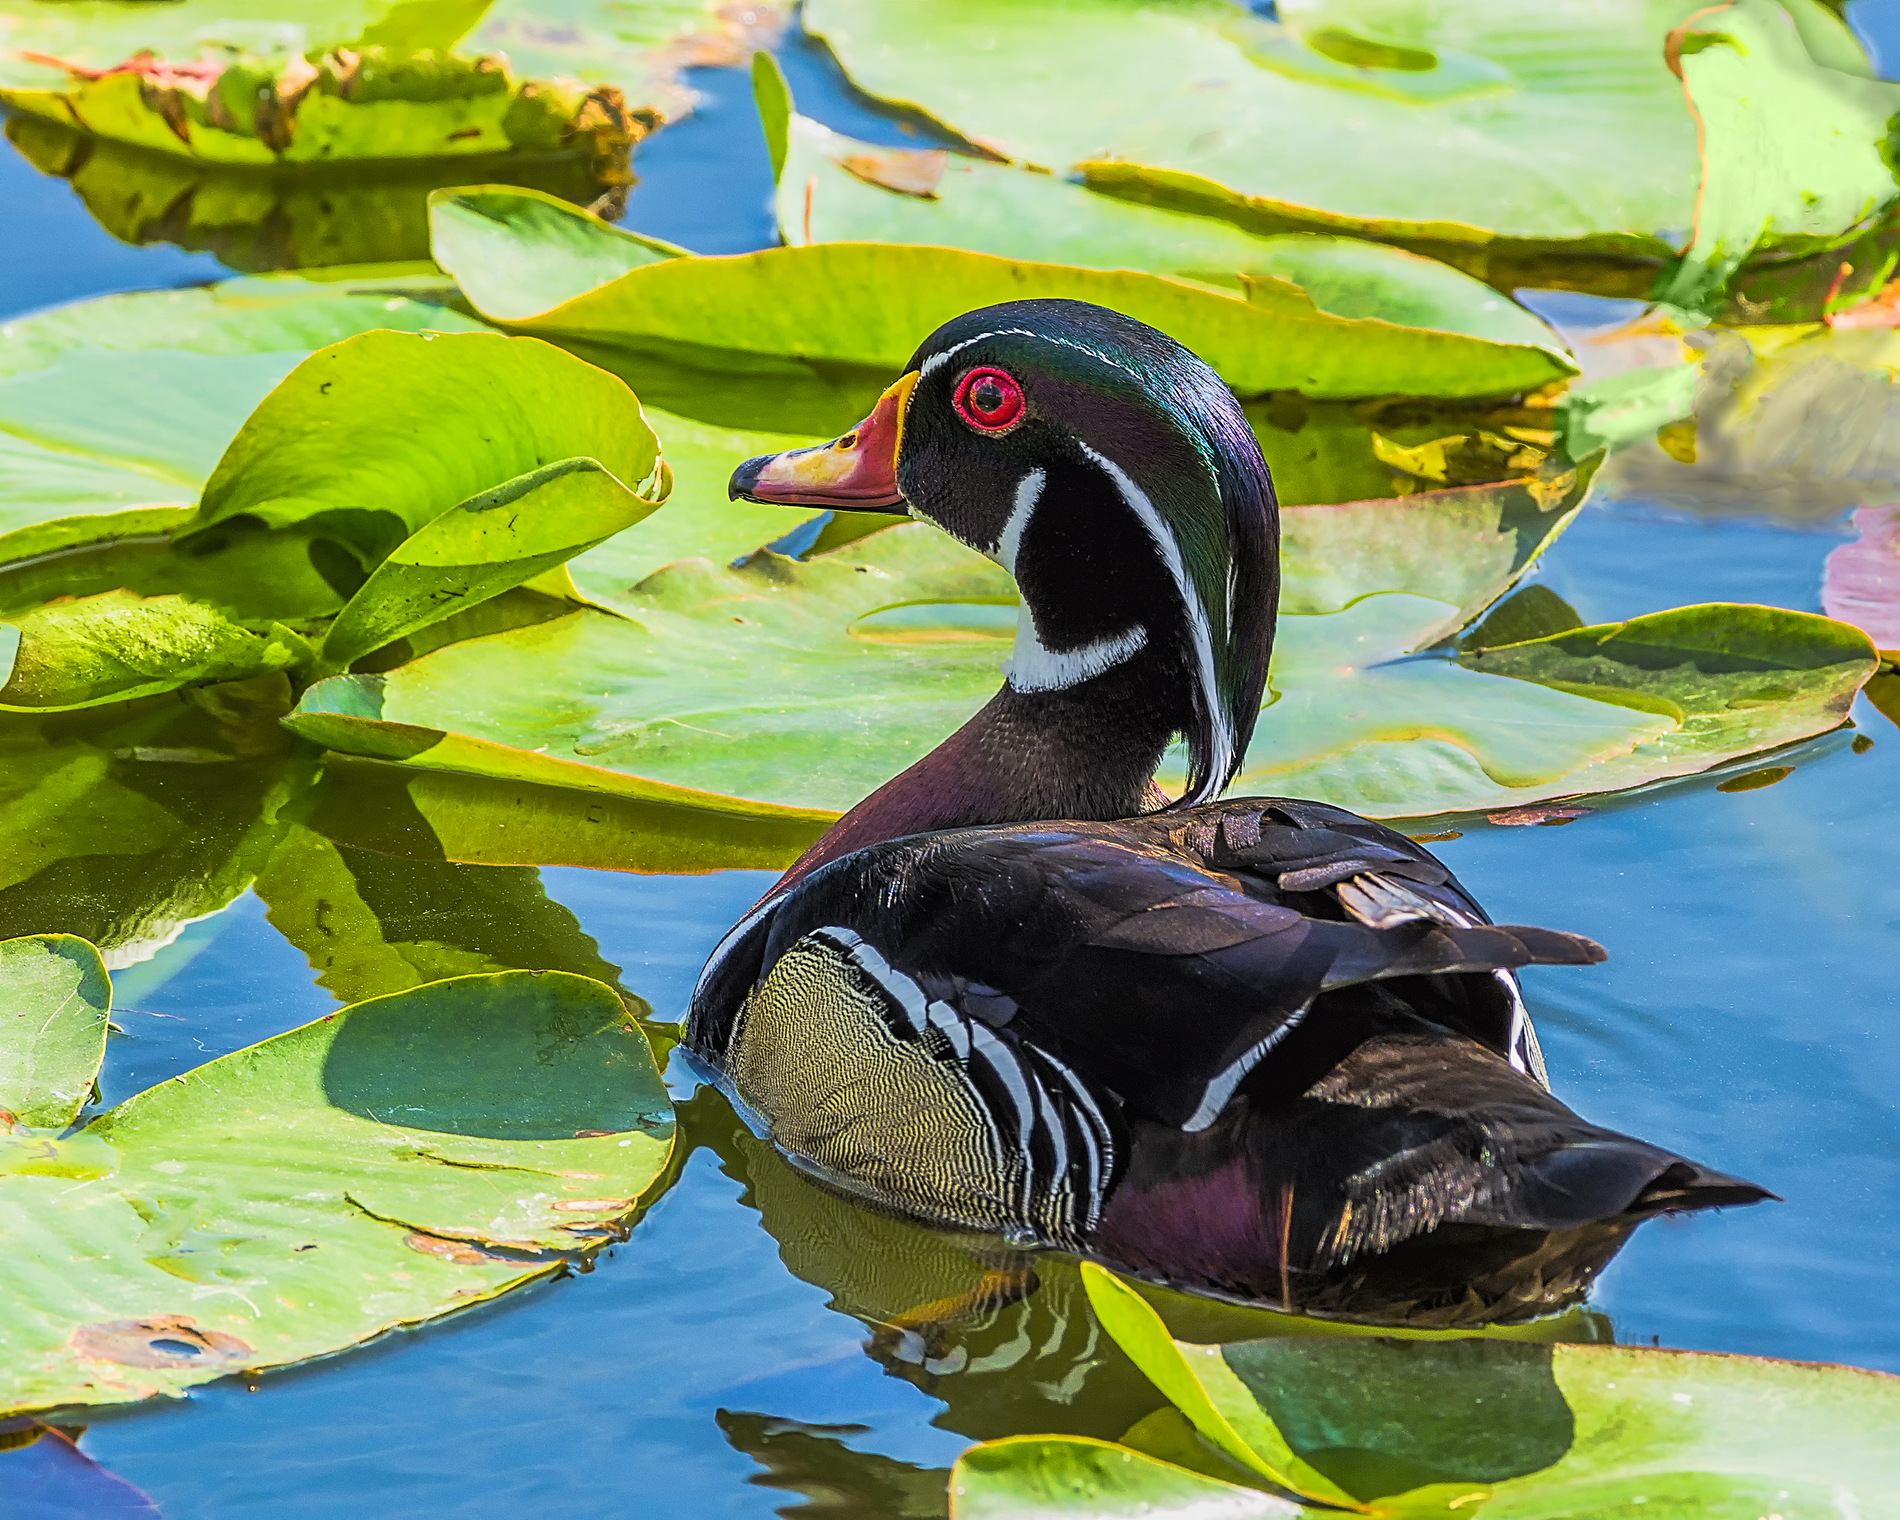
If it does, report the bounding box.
[1077,440,1232,804]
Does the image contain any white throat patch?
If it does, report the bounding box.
[990,467,1150,693]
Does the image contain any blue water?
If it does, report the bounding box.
[3,36,1899,1520]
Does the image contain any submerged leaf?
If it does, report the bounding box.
[429,186,1577,400]
[0,935,110,1130]
[0,968,674,1418]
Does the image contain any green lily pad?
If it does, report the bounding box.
[1053,1263,1900,1515]
[798,0,1707,289]
[779,115,1570,353]
[283,458,1875,820]
[951,1436,1302,1519]
[428,186,1578,401]
[0,935,111,1130]
[0,592,310,711]
[0,966,674,1418]
[0,274,490,543]
[1659,0,1900,319]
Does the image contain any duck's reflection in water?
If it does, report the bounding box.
[676,1083,1612,1516]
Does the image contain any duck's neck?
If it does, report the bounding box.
[776,655,1184,890]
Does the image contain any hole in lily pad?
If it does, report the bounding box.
[70,1316,252,1370]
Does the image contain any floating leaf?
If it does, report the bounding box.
[0,935,110,1130]
[0,274,490,543]
[1658,0,1900,319]
[0,592,310,711]
[0,968,674,1418]
[285,458,1872,819]
[429,186,1578,401]
[950,1436,1302,1520]
[1066,1263,1900,1515]
[779,116,1572,356]
[0,43,645,179]
[797,0,1708,290]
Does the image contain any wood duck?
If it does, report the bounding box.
[687,299,1770,1326]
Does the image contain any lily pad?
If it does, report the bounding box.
[428,185,1579,401]
[951,1436,1301,1519]
[0,935,111,1130]
[0,43,645,177]
[0,966,674,1418]
[284,459,1876,820]
[0,592,309,711]
[798,0,1710,290]
[779,116,1574,356]
[1040,1263,1900,1515]
[1659,0,1900,319]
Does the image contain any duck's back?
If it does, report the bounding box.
[687,798,1768,1325]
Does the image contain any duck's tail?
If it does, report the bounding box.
[1089,1017,1774,1327]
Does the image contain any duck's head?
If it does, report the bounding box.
[731,298,1277,808]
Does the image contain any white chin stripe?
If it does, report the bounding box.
[994,464,1148,692]
[1008,622,1148,693]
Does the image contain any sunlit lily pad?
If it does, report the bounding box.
[981,1263,1900,1516]
[0,964,674,1418]
[428,185,1578,400]
[778,116,1571,353]
[284,464,1875,820]
[0,934,110,1130]
[798,0,1707,289]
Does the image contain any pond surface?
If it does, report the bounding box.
[3,36,1899,1520]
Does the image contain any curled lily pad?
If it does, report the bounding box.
[428,185,1578,401]
[0,935,110,1130]
[0,593,310,712]
[0,44,646,176]
[0,967,674,1418]
[1069,1263,1900,1515]
[3,110,628,272]
[1658,0,1900,320]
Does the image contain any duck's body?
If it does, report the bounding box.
[687,299,1768,1324]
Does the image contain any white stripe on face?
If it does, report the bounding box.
[994,465,1149,694]
[1076,441,1232,804]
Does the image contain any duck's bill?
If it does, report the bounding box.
[728,372,917,507]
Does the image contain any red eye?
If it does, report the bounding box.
[953,367,1025,433]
